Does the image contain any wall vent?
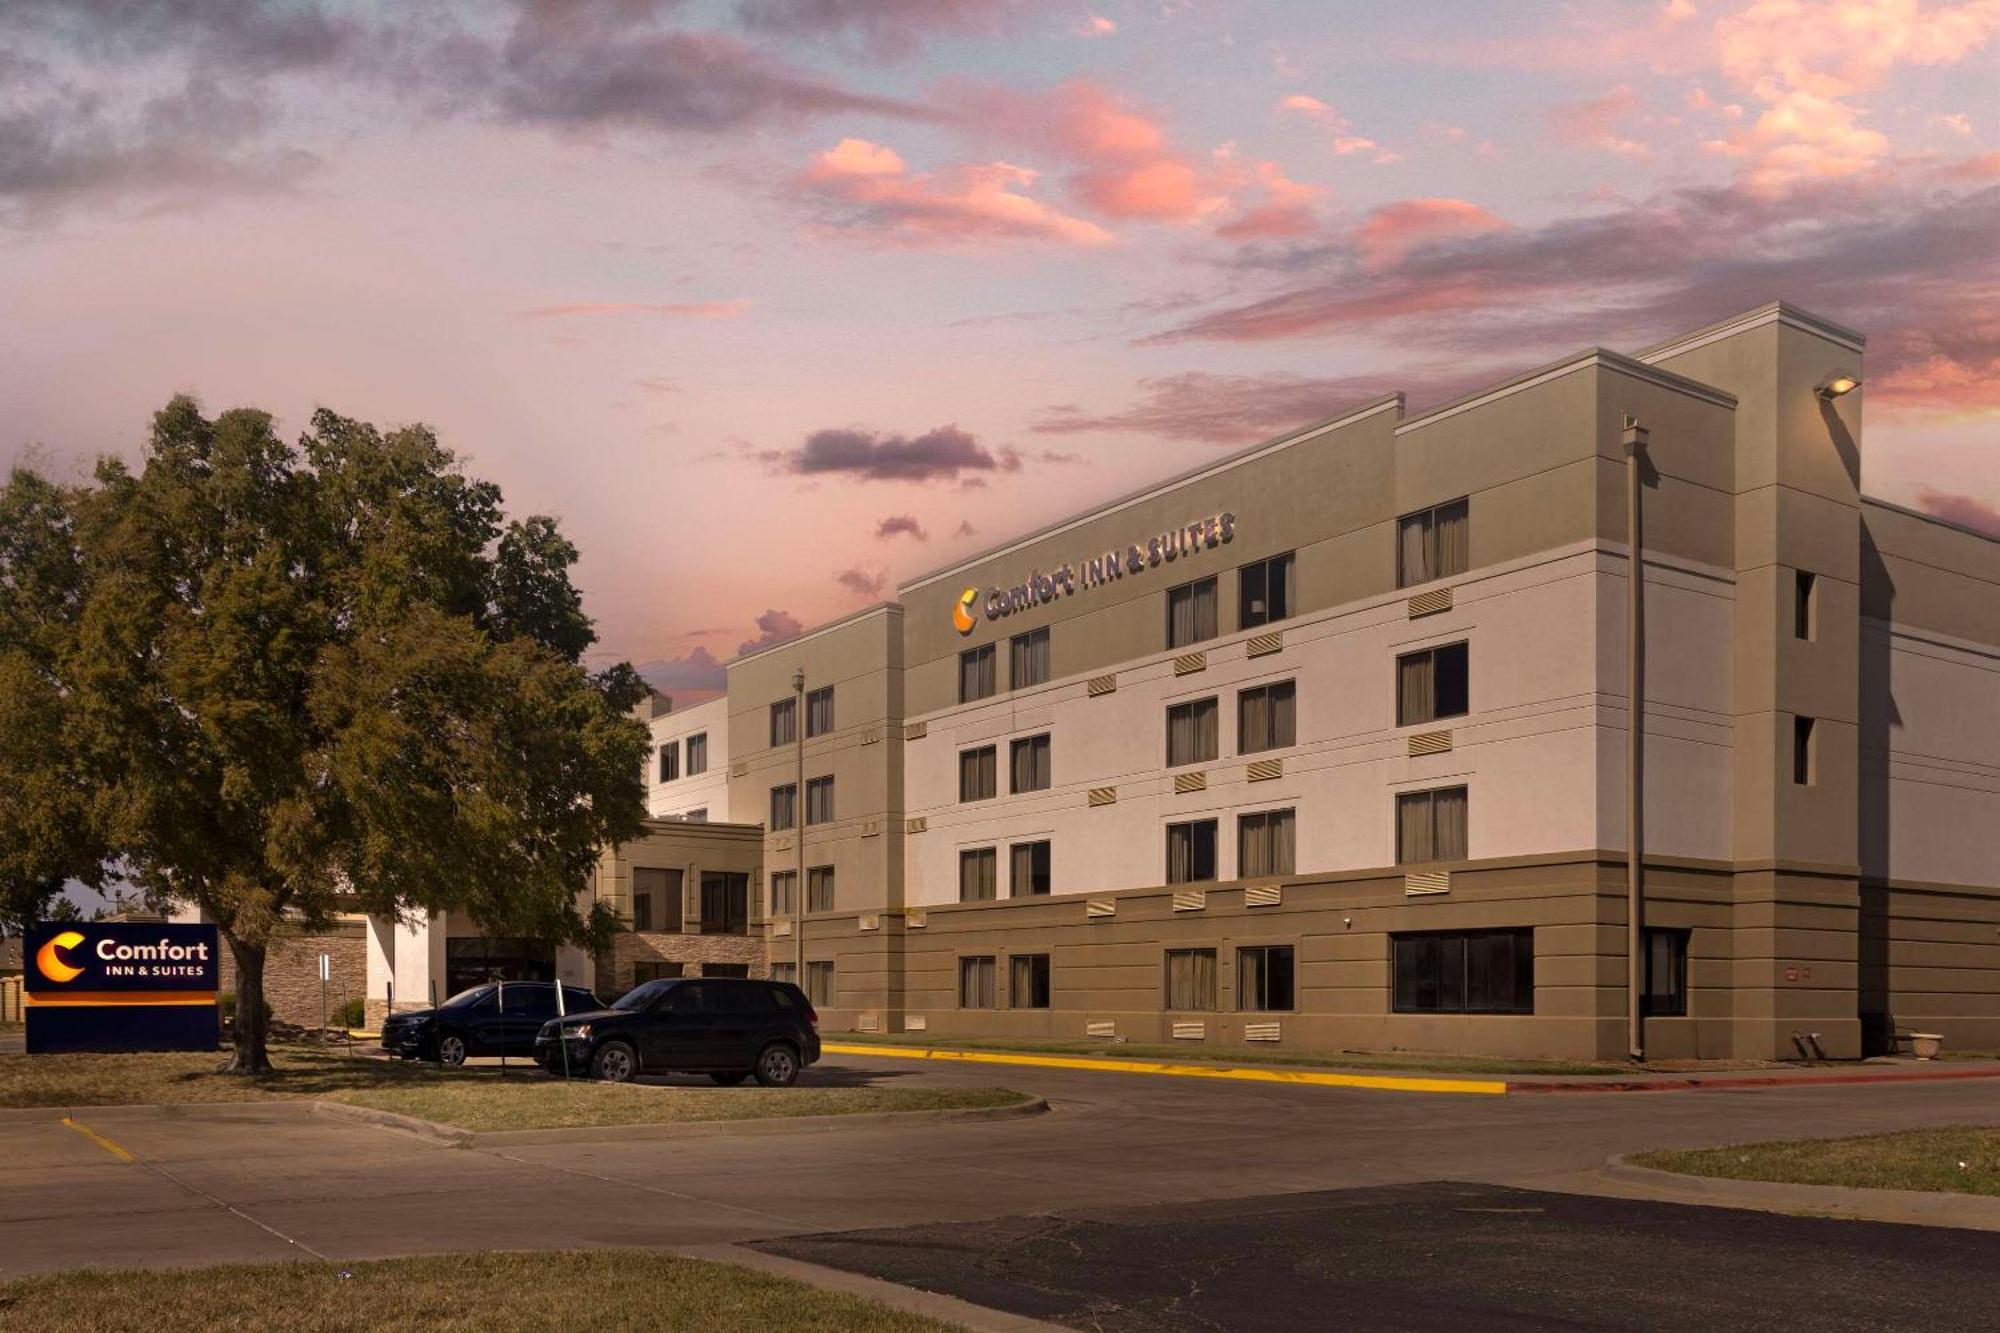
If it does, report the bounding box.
[1245,884,1282,908]
[1086,1020,1117,1038]
[729,760,749,778]
[859,912,880,932]
[1171,1021,1206,1040]
[1245,631,1284,658]
[1086,897,1117,919]
[1172,652,1207,676]
[856,1012,880,1032]
[771,918,792,937]
[1404,870,1451,896]
[861,725,882,746]
[1087,674,1118,697]
[904,720,928,741]
[1246,758,1283,783]
[1172,890,1207,913]
[1244,1021,1282,1043]
[1087,786,1118,807]
[906,908,928,928]
[1408,729,1453,757]
[1174,770,1208,795]
[905,1014,927,1032]
[1407,588,1453,618]
[861,818,881,838]
[906,816,928,834]
[769,834,792,853]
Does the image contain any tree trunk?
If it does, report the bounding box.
[220,933,274,1075]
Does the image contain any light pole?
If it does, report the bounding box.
[792,667,806,993]
[1623,415,1648,1063]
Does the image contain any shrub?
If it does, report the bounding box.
[336,997,366,1029]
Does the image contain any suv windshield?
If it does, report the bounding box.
[440,986,496,1010]
[613,980,671,1011]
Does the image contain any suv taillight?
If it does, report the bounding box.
[805,1005,819,1028]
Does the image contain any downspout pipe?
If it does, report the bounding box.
[1623,416,1648,1063]
[793,669,807,992]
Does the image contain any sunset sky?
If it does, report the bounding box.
[3,0,1995,698]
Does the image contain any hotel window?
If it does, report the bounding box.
[805,775,835,825]
[1011,627,1051,689]
[1238,681,1296,754]
[769,869,796,916]
[683,808,707,822]
[1238,945,1295,1012]
[632,867,682,933]
[1397,642,1468,725]
[657,742,679,783]
[1238,809,1296,878]
[1010,734,1052,793]
[1166,575,1218,649]
[1166,819,1218,884]
[1010,954,1051,1009]
[771,961,796,985]
[1239,552,1296,630]
[1165,948,1218,1011]
[807,864,836,912]
[1392,928,1533,1014]
[959,955,997,1008]
[958,847,998,902]
[1397,498,1469,587]
[699,871,749,935]
[634,961,684,984]
[1397,786,1468,863]
[685,732,707,775]
[703,963,749,979]
[770,697,796,747]
[1795,571,1819,641]
[806,685,835,738]
[769,783,796,832]
[805,960,835,1006]
[1010,840,1051,896]
[959,745,997,801]
[1166,697,1219,766]
[1642,928,1689,1018]
[959,643,997,703]
[1794,716,1817,786]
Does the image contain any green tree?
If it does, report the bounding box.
[0,398,649,1072]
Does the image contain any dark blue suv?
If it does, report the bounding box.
[534,977,820,1086]
[381,982,603,1066]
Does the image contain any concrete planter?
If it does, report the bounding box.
[1910,1032,1944,1061]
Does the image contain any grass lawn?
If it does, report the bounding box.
[0,1251,956,1333]
[830,1031,1636,1077]
[0,1044,1025,1131]
[1633,1126,2000,1196]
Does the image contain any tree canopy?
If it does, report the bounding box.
[0,398,651,1070]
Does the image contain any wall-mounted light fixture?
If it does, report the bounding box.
[1816,375,1861,400]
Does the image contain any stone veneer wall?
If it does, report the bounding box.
[597,930,767,998]
[218,927,368,1029]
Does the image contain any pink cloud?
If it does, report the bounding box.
[521,300,750,319]
[1913,488,2000,537]
[1213,160,1325,240]
[1549,85,1652,158]
[1078,14,1117,36]
[1352,197,1509,268]
[1276,94,1400,164]
[796,137,1113,248]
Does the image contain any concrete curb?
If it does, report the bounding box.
[1597,1155,2000,1231]
[0,1100,321,1125]
[680,1243,1071,1333]
[1514,1068,2000,1095]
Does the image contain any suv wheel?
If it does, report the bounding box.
[592,1040,638,1083]
[754,1042,799,1088]
[437,1033,467,1067]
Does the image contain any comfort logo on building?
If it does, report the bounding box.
[34,931,86,984]
[952,587,980,635]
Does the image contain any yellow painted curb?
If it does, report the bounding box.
[822,1041,1508,1096]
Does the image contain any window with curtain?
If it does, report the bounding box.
[958,847,997,901]
[1010,840,1051,896]
[1166,697,1219,766]
[1238,945,1295,1011]
[771,961,797,985]
[1392,928,1532,1013]
[958,955,997,1008]
[1238,681,1296,753]
[769,697,796,747]
[1396,785,1468,863]
[768,869,796,915]
[805,960,835,1006]
[959,644,997,703]
[1642,928,1689,1017]
[1166,820,1218,883]
[1238,809,1296,878]
[805,685,835,737]
[769,783,797,831]
[685,733,707,775]
[1010,734,1052,793]
[1166,576,1218,649]
[1396,498,1470,587]
[1396,642,1469,725]
[699,871,748,935]
[1010,954,1051,1008]
[1010,628,1050,689]
[807,865,835,913]
[683,808,707,822]
[1165,948,1217,1011]
[1238,552,1296,629]
[657,742,679,783]
[632,867,682,933]
[805,775,834,824]
[959,745,997,801]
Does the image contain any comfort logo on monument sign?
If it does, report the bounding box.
[954,512,1237,635]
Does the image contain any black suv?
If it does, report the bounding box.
[381,982,604,1066]
[534,977,820,1086]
